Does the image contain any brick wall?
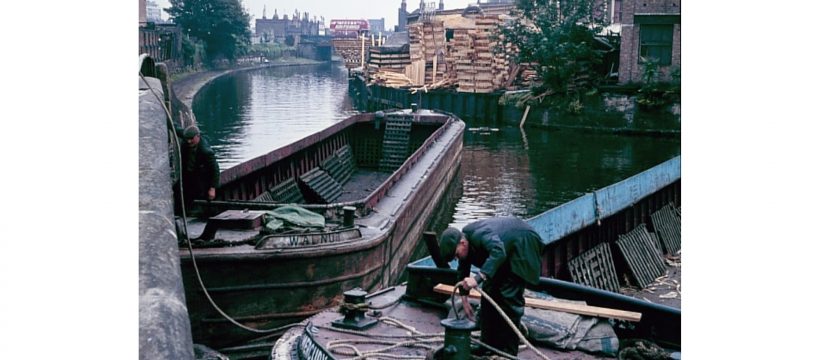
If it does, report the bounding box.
[617,0,681,84]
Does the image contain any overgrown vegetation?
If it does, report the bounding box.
[166,0,251,64]
[636,60,681,109]
[247,43,294,59]
[500,0,606,113]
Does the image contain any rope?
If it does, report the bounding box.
[475,287,551,360]
[140,71,289,334]
[450,283,522,360]
[322,317,445,360]
[470,339,520,360]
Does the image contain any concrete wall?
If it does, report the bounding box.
[139,74,195,360]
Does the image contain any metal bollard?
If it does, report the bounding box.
[437,318,476,360]
[331,289,377,330]
[343,206,356,228]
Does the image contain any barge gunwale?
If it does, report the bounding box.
[215,111,455,214]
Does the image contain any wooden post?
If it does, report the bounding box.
[432,53,438,84]
[361,34,366,68]
[423,232,450,268]
[519,105,531,128]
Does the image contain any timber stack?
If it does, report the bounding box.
[368,46,411,74]
[334,37,371,68]
[408,21,447,85]
[447,15,512,93]
[364,12,537,93]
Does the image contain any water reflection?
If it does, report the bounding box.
[192,63,358,169]
[450,127,680,228]
[191,64,680,228]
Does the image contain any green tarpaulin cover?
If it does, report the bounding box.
[263,205,326,233]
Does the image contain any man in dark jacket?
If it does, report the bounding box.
[439,217,546,356]
[174,125,220,215]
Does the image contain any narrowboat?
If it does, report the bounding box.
[272,156,681,359]
[178,109,465,349]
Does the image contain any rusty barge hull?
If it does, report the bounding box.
[179,110,465,348]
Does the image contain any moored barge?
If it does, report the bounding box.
[272,156,681,359]
[179,109,465,348]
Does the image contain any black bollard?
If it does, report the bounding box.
[343,206,356,228]
[437,318,477,360]
[331,289,378,330]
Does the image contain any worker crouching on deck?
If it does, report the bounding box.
[173,125,220,216]
[439,217,546,356]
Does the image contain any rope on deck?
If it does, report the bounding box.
[321,317,444,360]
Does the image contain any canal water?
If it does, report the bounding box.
[193,62,681,227]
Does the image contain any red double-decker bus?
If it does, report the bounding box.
[329,19,369,38]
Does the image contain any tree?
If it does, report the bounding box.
[166,0,251,63]
[500,0,606,112]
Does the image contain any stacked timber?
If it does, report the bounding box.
[446,15,512,93]
[518,62,540,87]
[407,21,447,86]
[333,37,370,69]
[368,46,411,73]
[370,71,414,88]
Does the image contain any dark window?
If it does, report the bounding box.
[639,24,673,65]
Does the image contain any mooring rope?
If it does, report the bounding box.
[323,317,444,360]
[140,71,293,334]
[473,287,551,360]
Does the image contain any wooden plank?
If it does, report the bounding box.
[433,284,642,322]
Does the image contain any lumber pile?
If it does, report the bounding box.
[446,15,514,93]
[433,284,642,322]
[368,46,411,73]
[363,14,540,91]
[517,62,540,87]
[333,37,370,69]
[370,70,414,88]
[408,21,447,85]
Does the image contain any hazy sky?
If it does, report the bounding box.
[155,1,478,30]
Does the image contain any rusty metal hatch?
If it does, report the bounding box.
[299,168,343,204]
[651,204,681,254]
[568,242,620,293]
[616,224,667,289]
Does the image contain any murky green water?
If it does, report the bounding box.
[193,63,356,169]
[192,63,681,224]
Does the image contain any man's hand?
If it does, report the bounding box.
[207,187,216,200]
[460,276,478,290]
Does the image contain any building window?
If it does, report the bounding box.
[639,24,673,65]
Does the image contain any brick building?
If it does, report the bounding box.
[139,0,182,70]
[617,0,681,84]
[255,9,322,45]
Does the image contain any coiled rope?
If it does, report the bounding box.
[140,71,295,335]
